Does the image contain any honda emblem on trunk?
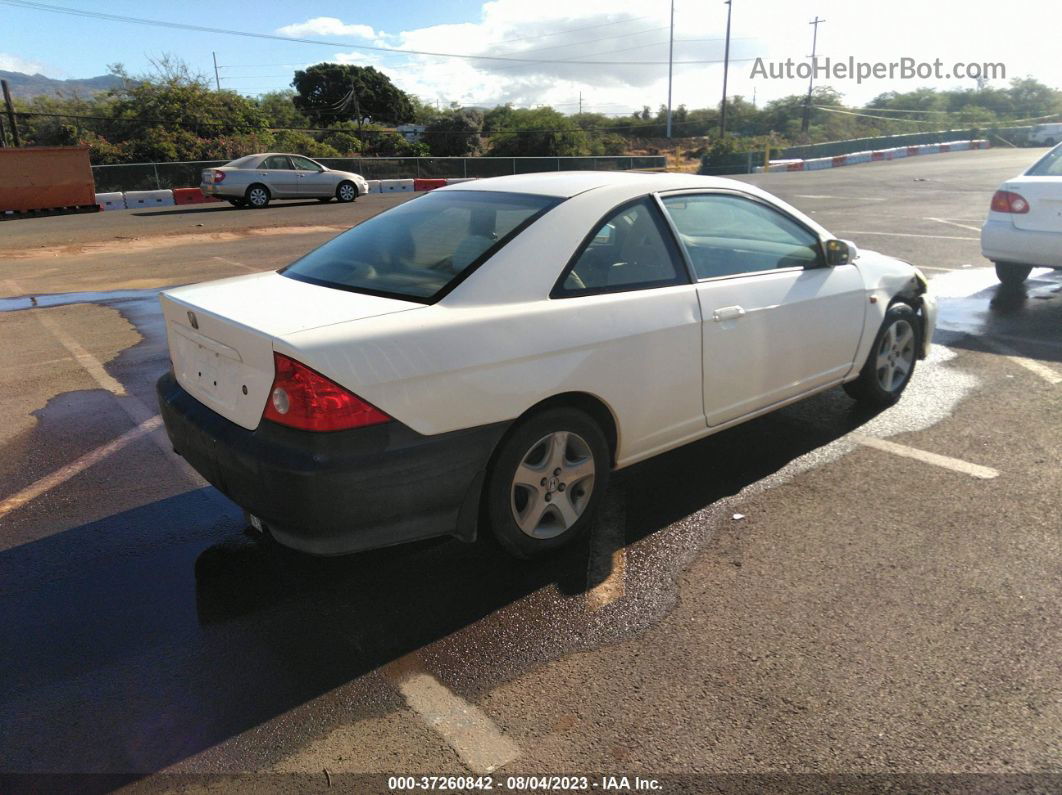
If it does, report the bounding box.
[187,311,199,330]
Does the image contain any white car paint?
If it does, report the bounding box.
[982,143,1062,269]
[161,171,934,468]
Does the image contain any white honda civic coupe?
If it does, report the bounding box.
[157,171,936,558]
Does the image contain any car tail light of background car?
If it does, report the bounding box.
[212,170,226,183]
[263,352,391,432]
[990,190,1030,213]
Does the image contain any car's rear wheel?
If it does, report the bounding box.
[844,303,920,407]
[245,184,270,209]
[336,181,358,203]
[485,408,609,559]
[1044,137,1057,147]
[994,262,1032,286]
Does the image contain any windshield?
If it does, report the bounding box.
[1026,145,1062,177]
[281,190,560,301]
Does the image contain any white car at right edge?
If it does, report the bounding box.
[981,143,1062,285]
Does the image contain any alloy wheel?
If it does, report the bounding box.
[510,431,595,539]
[875,318,915,392]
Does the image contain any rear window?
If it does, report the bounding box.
[225,155,259,168]
[281,190,560,301]
[1026,145,1062,177]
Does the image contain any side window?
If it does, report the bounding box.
[262,155,292,170]
[291,156,323,172]
[661,194,824,279]
[555,199,686,296]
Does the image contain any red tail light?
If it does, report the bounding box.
[212,170,226,183]
[991,190,1029,213]
[262,353,391,432]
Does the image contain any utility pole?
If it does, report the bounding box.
[801,16,825,133]
[1,80,20,147]
[212,51,221,91]
[578,91,582,115]
[665,0,674,138]
[0,114,6,148]
[719,0,733,138]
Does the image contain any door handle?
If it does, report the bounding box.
[712,305,746,322]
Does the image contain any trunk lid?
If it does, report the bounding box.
[1006,177,1062,233]
[160,272,421,429]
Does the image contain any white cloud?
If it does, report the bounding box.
[274,1,1062,115]
[277,17,376,40]
[0,53,45,74]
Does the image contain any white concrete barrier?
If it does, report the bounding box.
[95,192,126,210]
[379,179,415,193]
[366,180,381,194]
[124,189,175,207]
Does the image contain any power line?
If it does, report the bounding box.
[0,0,756,67]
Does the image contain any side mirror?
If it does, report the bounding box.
[824,238,858,266]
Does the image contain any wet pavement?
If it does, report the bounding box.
[0,149,1059,791]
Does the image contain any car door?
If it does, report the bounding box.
[258,155,298,197]
[549,197,706,462]
[290,155,334,196]
[659,191,866,427]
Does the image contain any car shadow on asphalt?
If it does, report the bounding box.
[936,271,1062,364]
[0,387,883,785]
[132,201,332,217]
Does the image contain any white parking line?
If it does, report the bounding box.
[834,230,979,241]
[982,339,1062,384]
[586,490,626,612]
[926,217,983,233]
[36,311,127,397]
[383,655,521,774]
[0,416,162,521]
[853,435,999,479]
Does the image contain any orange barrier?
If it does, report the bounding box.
[0,145,96,212]
[413,178,448,192]
[173,187,220,205]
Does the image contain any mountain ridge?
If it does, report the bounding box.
[0,70,123,99]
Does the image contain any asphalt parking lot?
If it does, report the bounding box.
[0,149,1059,792]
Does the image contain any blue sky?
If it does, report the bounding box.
[2,1,1059,114]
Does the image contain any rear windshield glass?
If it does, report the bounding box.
[225,155,259,168]
[1026,146,1062,177]
[281,190,560,301]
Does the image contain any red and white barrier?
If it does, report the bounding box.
[755,139,990,174]
[172,187,220,205]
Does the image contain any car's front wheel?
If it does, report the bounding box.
[994,262,1032,286]
[245,184,271,209]
[844,303,921,407]
[336,181,358,203]
[485,408,610,558]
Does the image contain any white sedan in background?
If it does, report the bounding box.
[200,153,369,209]
[982,143,1062,285]
[158,171,935,559]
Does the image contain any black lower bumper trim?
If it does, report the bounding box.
[156,372,509,555]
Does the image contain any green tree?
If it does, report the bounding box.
[256,90,309,128]
[423,109,482,156]
[487,107,592,156]
[292,63,414,127]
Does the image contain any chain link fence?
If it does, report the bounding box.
[90,155,668,193]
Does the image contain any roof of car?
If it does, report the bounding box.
[440,170,747,198]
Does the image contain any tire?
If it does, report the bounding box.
[485,407,610,559]
[995,262,1032,286]
[336,181,358,203]
[245,184,270,209]
[1044,137,1056,147]
[844,303,921,407]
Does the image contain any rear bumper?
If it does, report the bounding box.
[156,371,509,555]
[982,219,1062,268]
